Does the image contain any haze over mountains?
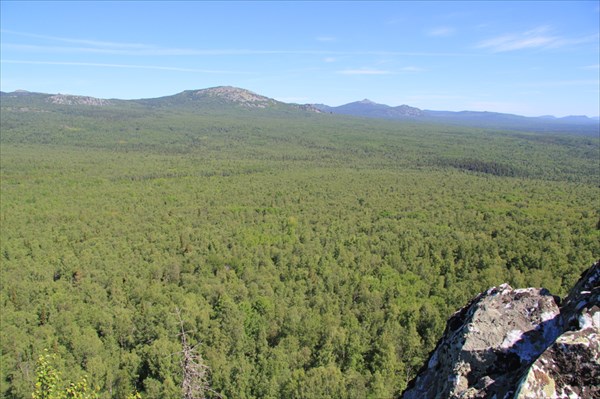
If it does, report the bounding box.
[312,98,599,135]
[2,86,598,135]
[314,98,599,123]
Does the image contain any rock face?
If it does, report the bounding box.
[193,86,277,108]
[47,94,111,106]
[514,264,600,399]
[401,262,599,399]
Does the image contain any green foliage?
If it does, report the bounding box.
[31,351,99,399]
[1,97,598,398]
[32,352,62,399]
[64,378,97,399]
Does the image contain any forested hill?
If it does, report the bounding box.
[313,99,599,136]
[0,87,321,114]
[1,87,598,398]
[3,87,599,135]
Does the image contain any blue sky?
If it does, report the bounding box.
[1,1,599,116]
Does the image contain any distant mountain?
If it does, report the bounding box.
[2,87,597,135]
[1,90,117,108]
[314,99,599,135]
[314,99,423,118]
[422,109,599,135]
[136,86,278,109]
[47,94,112,106]
[0,87,322,118]
[134,86,322,114]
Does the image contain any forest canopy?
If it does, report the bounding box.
[1,96,598,398]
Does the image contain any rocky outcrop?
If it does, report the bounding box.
[193,86,278,108]
[401,262,599,399]
[514,264,599,399]
[47,94,111,106]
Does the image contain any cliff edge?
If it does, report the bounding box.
[401,262,599,399]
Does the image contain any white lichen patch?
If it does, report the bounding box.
[501,329,523,349]
[540,311,556,322]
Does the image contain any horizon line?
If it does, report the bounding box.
[2,86,598,119]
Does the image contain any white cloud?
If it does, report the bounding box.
[427,27,455,37]
[581,64,600,70]
[477,30,556,52]
[0,29,151,49]
[0,59,241,74]
[337,69,390,75]
[3,44,475,58]
[400,66,424,72]
[2,31,477,58]
[2,43,290,56]
[519,79,600,87]
[316,36,336,42]
[476,26,598,52]
[385,17,406,26]
[323,57,336,63]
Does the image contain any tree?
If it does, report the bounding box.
[31,350,98,399]
[177,309,214,399]
[32,351,63,399]
[32,350,140,399]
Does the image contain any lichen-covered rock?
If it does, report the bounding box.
[561,262,599,330]
[194,86,277,108]
[401,284,562,399]
[401,262,600,399]
[47,94,111,106]
[514,326,599,399]
[514,263,599,399]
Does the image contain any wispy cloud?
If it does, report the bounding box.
[2,43,286,56]
[3,42,479,57]
[323,57,337,63]
[2,30,480,57]
[337,69,390,75]
[581,64,600,70]
[400,66,425,72]
[316,36,336,42]
[519,79,600,87]
[476,26,556,52]
[385,17,406,26]
[476,26,599,52]
[1,59,241,74]
[427,27,455,37]
[0,29,151,49]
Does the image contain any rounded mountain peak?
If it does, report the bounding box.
[358,98,377,105]
[193,86,276,108]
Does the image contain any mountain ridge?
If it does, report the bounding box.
[2,87,598,134]
[314,98,599,123]
[2,86,598,119]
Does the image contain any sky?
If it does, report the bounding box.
[1,1,599,117]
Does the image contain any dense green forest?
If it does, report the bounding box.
[1,94,598,398]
